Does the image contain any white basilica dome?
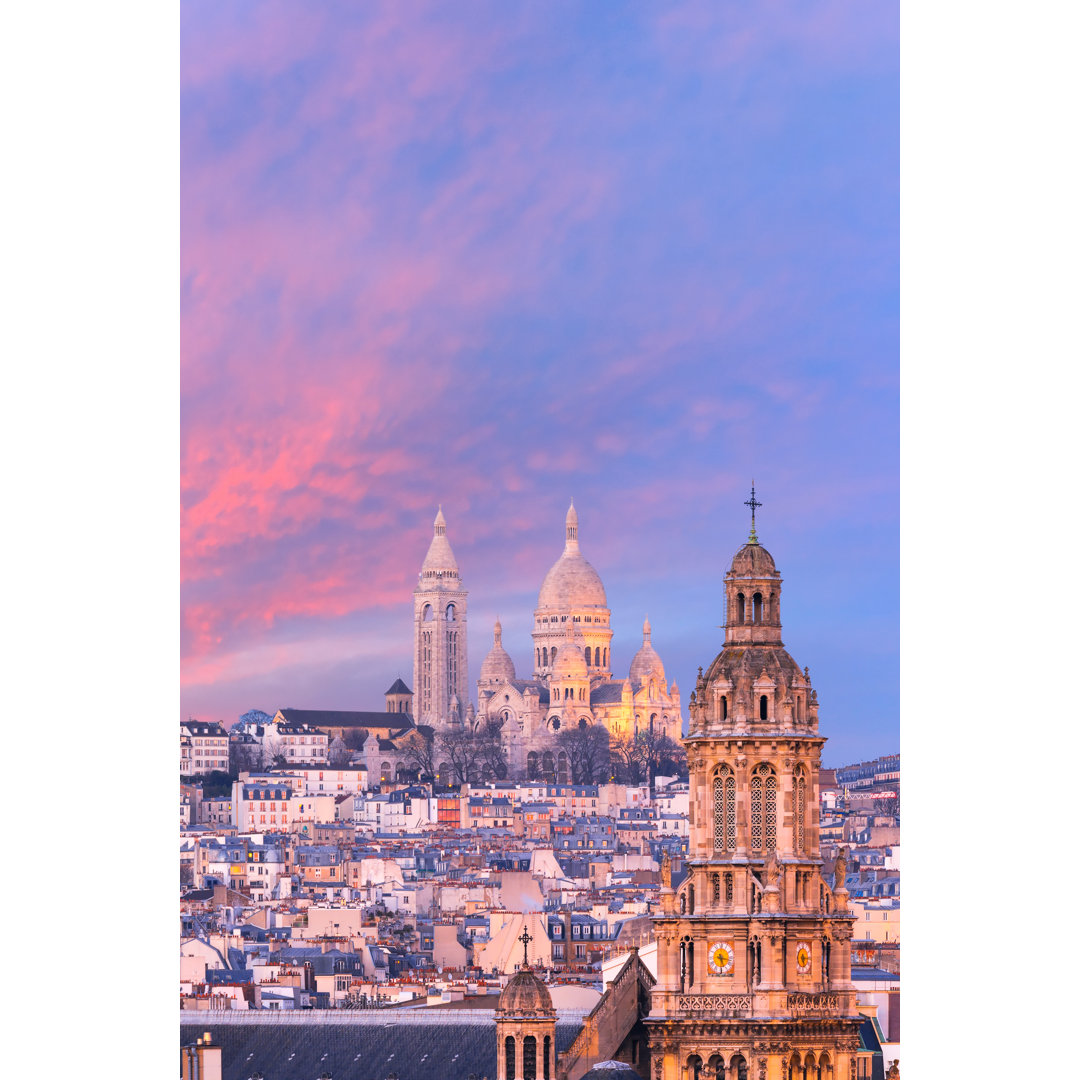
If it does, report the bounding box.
[537,502,608,610]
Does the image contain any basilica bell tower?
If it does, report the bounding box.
[645,487,863,1080]
[413,507,469,729]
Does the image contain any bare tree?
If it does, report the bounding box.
[263,731,288,771]
[476,718,509,780]
[557,722,610,785]
[328,735,352,768]
[436,727,483,786]
[230,738,265,778]
[610,729,685,789]
[399,727,437,781]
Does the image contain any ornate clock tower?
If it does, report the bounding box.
[645,489,863,1080]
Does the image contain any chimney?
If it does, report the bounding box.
[181,1033,223,1080]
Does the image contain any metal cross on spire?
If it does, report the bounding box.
[519,926,533,967]
[744,480,762,543]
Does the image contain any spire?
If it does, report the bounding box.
[564,499,579,551]
[434,505,447,536]
[643,615,651,642]
[744,481,762,544]
[493,617,502,646]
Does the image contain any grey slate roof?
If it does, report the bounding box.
[588,681,628,704]
[279,708,416,731]
[385,679,413,695]
[181,1013,585,1080]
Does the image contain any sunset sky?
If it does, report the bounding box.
[180,2,899,765]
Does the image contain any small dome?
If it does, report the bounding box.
[728,541,777,577]
[552,640,588,681]
[582,1063,646,1080]
[481,619,516,684]
[629,618,665,684]
[497,969,554,1016]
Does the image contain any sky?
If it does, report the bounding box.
[180,1,899,767]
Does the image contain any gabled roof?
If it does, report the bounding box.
[278,708,415,731]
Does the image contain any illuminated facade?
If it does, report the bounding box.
[644,521,863,1080]
[474,503,681,781]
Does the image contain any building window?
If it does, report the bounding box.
[750,764,777,852]
[713,766,736,851]
[795,765,808,853]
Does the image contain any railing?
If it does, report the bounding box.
[785,992,841,1015]
[675,994,752,1014]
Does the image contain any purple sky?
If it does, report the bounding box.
[181,1,898,766]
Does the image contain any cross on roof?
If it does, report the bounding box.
[519,926,533,967]
[744,481,762,543]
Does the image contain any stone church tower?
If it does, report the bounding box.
[496,934,558,1080]
[413,507,469,729]
[645,495,863,1080]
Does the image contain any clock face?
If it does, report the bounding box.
[708,941,735,975]
[795,941,812,974]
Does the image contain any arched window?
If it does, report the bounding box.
[422,604,433,622]
[759,695,768,720]
[543,1036,551,1079]
[736,593,745,623]
[688,883,695,914]
[687,1055,703,1080]
[446,603,456,621]
[721,695,728,721]
[794,765,808,853]
[505,1036,516,1080]
[711,872,721,905]
[568,687,574,700]
[551,647,558,664]
[750,764,777,852]
[682,938,694,987]
[713,766,735,851]
[585,646,592,666]
[542,648,548,667]
[725,872,734,905]
[523,1035,537,1080]
[753,592,762,622]
[536,648,541,667]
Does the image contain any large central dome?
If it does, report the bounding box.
[537,501,608,610]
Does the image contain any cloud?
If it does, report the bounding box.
[180,4,899,760]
